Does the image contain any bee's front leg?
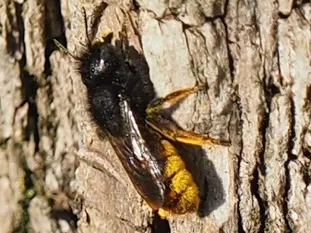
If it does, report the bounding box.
[146,85,206,115]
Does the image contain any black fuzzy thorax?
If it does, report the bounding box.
[77,42,154,137]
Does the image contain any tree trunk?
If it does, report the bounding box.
[0,0,310,232]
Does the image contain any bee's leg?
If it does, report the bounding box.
[120,23,129,56]
[92,29,113,45]
[119,22,137,69]
[146,114,230,146]
[146,85,205,115]
[146,85,230,146]
[101,30,113,42]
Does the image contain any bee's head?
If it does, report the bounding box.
[54,7,124,89]
[78,43,123,88]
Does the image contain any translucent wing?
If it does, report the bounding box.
[107,96,166,210]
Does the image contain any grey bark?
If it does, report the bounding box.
[0,0,310,233]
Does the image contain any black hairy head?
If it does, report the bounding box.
[77,42,123,88]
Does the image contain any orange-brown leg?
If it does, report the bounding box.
[146,114,230,146]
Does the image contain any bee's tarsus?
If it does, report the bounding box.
[208,138,231,147]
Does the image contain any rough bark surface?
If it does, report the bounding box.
[0,0,310,233]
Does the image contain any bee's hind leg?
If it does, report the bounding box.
[145,85,230,146]
[146,114,230,146]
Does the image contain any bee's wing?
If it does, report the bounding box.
[107,98,166,210]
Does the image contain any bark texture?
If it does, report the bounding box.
[0,0,310,233]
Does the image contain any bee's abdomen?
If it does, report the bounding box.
[159,140,200,218]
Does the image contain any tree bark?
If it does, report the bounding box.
[0,0,310,233]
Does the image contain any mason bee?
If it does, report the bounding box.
[55,7,230,219]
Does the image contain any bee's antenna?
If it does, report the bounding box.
[53,39,80,60]
[82,7,92,46]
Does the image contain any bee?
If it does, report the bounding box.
[54,7,230,219]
